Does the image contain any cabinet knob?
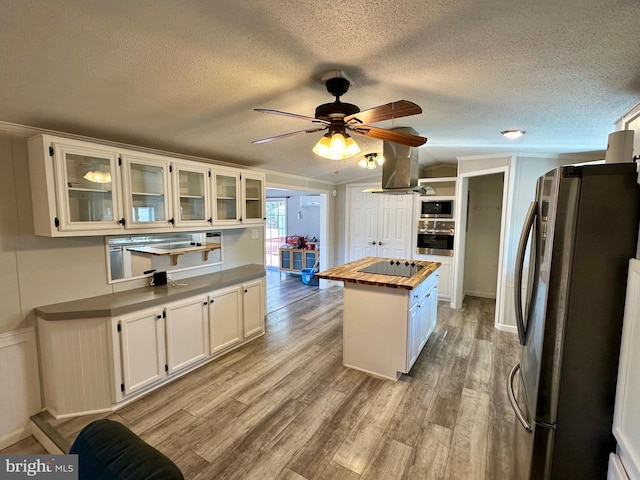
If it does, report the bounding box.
[370,241,376,245]
[168,218,175,225]
[378,241,382,246]
[210,299,214,304]
[118,218,126,226]
[244,289,248,293]
[156,314,162,319]
[203,301,208,306]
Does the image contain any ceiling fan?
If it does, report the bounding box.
[252,73,427,160]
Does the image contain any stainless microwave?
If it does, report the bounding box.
[420,199,454,219]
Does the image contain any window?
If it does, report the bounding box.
[265,199,286,267]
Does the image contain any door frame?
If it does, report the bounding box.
[265,183,330,288]
[452,164,514,332]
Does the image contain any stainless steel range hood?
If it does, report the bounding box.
[363,127,426,194]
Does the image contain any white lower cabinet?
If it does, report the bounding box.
[114,278,265,402]
[118,307,167,396]
[208,278,265,354]
[406,275,438,372]
[39,277,266,416]
[413,253,451,300]
[243,279,265,338]
[209,286,243,354]
[165,295,210,374]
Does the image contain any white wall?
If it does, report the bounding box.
[286,196,320,240]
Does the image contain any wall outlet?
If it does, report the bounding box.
[251,229,259,240]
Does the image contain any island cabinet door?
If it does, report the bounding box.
[118,308,167,396]
[209,286,243,354]
[407,303,421,370]
[165,295,210,374]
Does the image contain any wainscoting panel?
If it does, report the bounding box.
[0,327,41,449]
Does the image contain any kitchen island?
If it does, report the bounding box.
[316,257,440,380]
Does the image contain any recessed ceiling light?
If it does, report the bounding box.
[501,129,525,139]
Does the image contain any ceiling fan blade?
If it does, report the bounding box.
[349,125,427,147]
[252,127,327,144]
[344,100,422,125]
[254,108,329,124]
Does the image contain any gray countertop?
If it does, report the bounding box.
[35,264,265,321]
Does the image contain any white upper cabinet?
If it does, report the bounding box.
[120,152,172,230]
[212,168,241,225]
[28,134,266,236]
[28,135,124,235]
[171,160,212,228]
[242,172,265,224]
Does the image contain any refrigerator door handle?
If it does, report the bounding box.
[508,362,533,432]
[514,201,537,345]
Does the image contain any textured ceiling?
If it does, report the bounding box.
[1,0,639,184]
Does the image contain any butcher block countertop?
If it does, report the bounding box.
[315,257,440,290]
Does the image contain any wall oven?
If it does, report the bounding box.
[417,220,454,256]
[420,199,454,219]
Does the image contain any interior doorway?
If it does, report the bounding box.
[463,173,504,298]
[452,165,511,329]
[265,198,286,268]
[264,186,329,313]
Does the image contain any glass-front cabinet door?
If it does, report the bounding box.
[52,142,122,231]
[242,172,265,224]
[172,161,211,228]
[212,168,241,225]
[121,153,172,229]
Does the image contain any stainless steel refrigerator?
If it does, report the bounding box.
[507,163,640,480]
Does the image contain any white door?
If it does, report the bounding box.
[348,186,414,261]
[348,186,379,260]
[119,308,166,395]
[165,296,209,374]
[209,286,243,354]
[377,194,413,258]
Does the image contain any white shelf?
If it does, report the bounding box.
[68,187,112,194]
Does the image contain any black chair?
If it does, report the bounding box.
[69,419,184,480]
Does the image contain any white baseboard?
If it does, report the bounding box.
[496,323,517,334]
[464,291,497,299]
[0,425,33,451]
[0,327,42,450]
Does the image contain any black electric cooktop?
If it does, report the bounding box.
[358,260,424,277]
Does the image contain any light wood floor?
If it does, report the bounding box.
[8,275,520,479]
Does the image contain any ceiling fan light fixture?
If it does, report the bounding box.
[501,129,525,139]
[313,132,361,160]
[358,152,383,169]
